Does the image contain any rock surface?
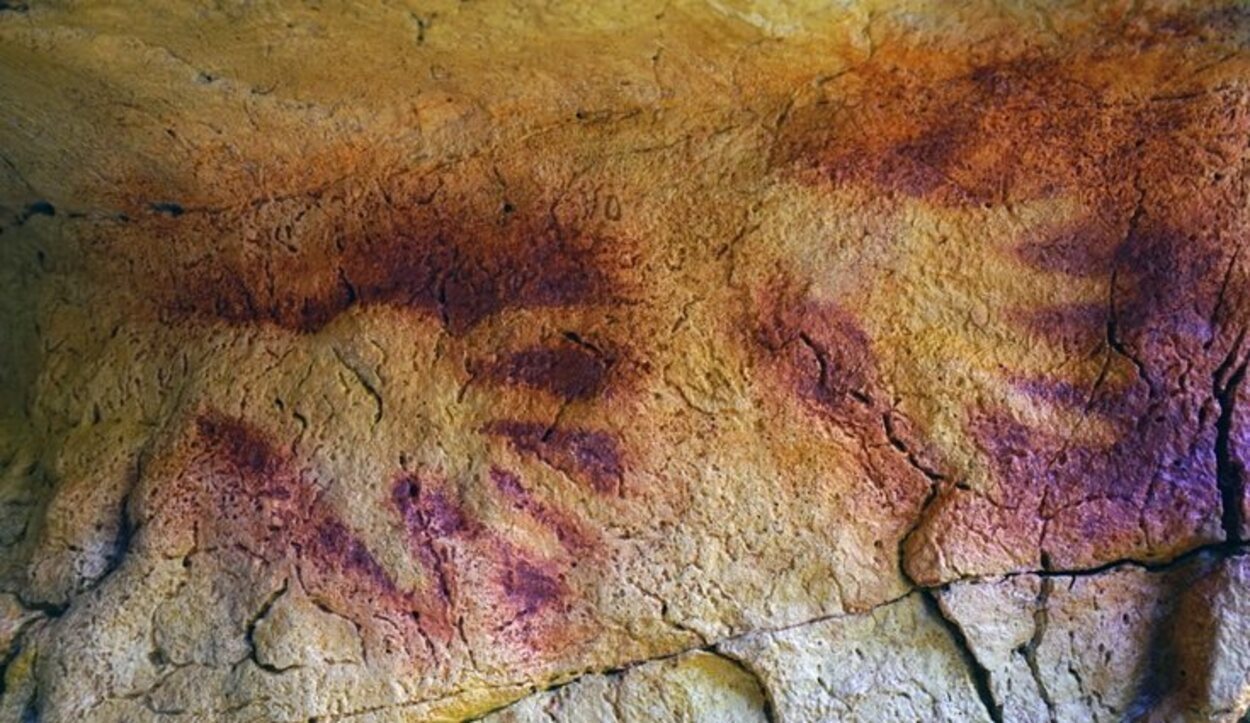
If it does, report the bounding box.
[940,554,1250,721]
[481,650,770,722]
[1,0,1249,720]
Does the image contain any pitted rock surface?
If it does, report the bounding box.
[2,1,1250,720]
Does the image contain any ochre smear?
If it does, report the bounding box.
[392,467,595,654]
[150,411,602,667]
[753,21,1246,580]
[481,342,612,401]
[166,191,626,335]
[484,421,625,496]
[149,413,456,664]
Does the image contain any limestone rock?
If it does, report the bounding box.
[482,651,770,722]
[941,554,1250,721]
[2,0,1250,720]
[719,594,993,722]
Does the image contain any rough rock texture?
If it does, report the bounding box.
[718,594,992,721]
[940,553,1250,721]
[1,0,1250,721]
[480,651,770,722]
